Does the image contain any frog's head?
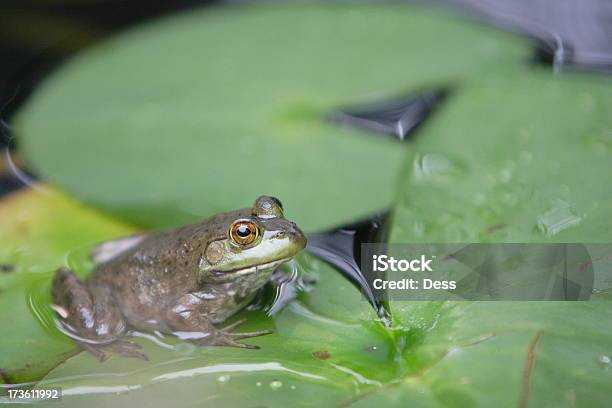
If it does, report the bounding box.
[199,196,306,284]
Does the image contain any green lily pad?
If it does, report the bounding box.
[38,288,612,407]
[370,69,612,406]
[391,68,612,244]
[0,187,136,384]
[353,302,612,407]
[14,3,530,232]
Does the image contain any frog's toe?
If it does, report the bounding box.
[107,340,149,361]
[80,342,110,362]
[219,319,274,339]
[220,318,247,332]
[190,329,273,349]
[213,336,261,349]
[218,329,274,348]
[226,329,274,340]
[79,339,148,361]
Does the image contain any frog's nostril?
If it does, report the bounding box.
[274,231,286,239]
[290,224,304,237]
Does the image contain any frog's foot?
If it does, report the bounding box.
[191,330,273,349]
[52,268,135,361]
[220,318,274,348]
[191,319,274,349]
[79,339,148,362]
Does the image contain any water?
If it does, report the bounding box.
[536,199,582,237]
[261,258,312,316]
[26,274,63,338]
[269,380,282,390]
[217,374,230,383]
[412,153,454,181]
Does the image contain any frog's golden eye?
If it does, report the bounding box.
[229,220,259,246]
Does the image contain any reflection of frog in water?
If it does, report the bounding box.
[52,196,306,361]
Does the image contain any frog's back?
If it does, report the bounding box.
[87,209,249,329]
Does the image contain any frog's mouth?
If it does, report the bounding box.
[206,256,292,283]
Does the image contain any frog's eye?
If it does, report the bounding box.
[229,220,260,246]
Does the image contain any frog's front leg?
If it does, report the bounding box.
[52,267,146,361]
[166,294,273,349]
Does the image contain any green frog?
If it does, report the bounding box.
[52,196,306,361]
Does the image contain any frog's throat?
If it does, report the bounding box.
[209,256,292,280]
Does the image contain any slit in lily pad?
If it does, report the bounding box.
[530,35,575,72]
[306,211,392,326]
[329,89,449,141]
[531,38,612,73]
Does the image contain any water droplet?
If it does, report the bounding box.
[412,153,452,180]
[255,382,262,387]
[599,354,611,366]
[411,220,425,237]
[537,200,582,237]
[269,380,283,390]
[217,375,230,383]
[290,385,296,390]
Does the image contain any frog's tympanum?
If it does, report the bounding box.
[52,196,306,361]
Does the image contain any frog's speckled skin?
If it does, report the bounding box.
[52,196,306,361]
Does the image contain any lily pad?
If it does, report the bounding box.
[14,3,530,232]
[0,187,136,384]
[375,68,612,406]
[352,302,612,407]
[391,67,612,243]
[37,284,612,407]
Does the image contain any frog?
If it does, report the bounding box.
[51,196,306,361]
